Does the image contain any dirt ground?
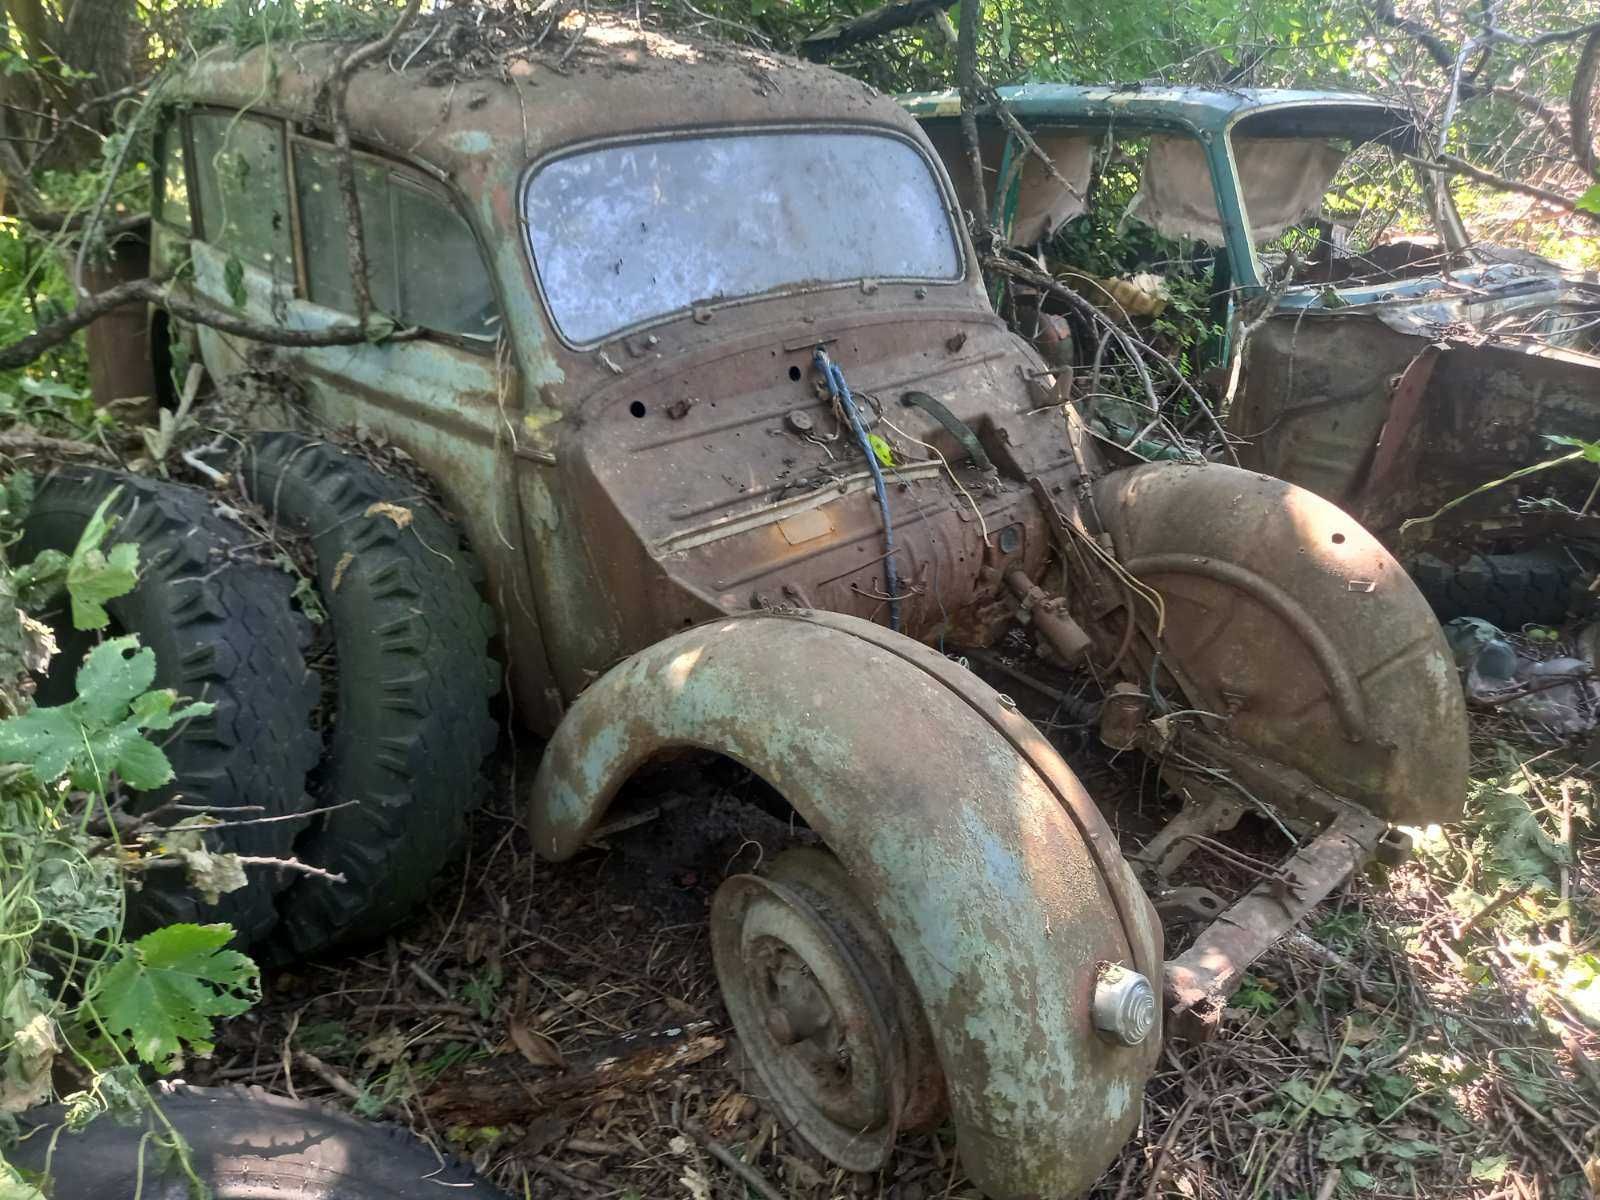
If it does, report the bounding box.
[200,672,1600,1200]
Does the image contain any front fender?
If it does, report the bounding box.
[528,611,1161,1200]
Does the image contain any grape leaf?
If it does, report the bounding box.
[0,636,210,790]
[89,924,258,1072]
[67,540,139,631]
[62,490,138,631]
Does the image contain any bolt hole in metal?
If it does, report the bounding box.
[1331,532,1346,544]
[788,364,803,382]
[629,400,647,418]
[710,847,946,1172]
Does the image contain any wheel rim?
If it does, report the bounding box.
[711,870,902,1170]
[764,848,947,1132]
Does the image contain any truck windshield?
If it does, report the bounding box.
[524,128,962,346]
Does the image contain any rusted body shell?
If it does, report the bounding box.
[1234,307,1600,545]
[137,32,1471,1199]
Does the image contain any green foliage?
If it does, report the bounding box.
[0,635,213,791]
[0,499,254,1185]
[90,924,259,1072]
[1576,185,1600,217]
[11,486,139,624]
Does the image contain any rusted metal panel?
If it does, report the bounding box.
[81,225,157,414]
[527,610,1163,1200]
[1092,462,1468,827]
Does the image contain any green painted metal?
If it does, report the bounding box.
[900,84,1417,294]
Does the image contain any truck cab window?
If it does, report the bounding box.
[190,113,293,284]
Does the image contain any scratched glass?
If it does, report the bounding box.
[524,130,961,346]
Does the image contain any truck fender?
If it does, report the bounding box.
[528,610,1162,1200]
[1094,461,1468,826]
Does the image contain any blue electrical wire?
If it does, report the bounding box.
[813,347,901,632]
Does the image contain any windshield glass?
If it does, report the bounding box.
[524,129,962,345]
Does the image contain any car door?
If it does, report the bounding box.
[180,111,562,728]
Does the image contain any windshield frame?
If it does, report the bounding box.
[1219,100,1455,296]
[518,121,969,351]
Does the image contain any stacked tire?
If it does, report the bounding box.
[19,433,498,959]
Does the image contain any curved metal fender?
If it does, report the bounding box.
[1094,462,1468,826]
[528,610,1163,1200]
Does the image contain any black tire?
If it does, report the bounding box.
[17,469,320,944]
[1409,550,1581,628]
[9,1085,506,1198]
[239,432,498,961]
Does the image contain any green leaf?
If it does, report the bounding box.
[0,704,84,783]
[223,255,247,308]
[112,733,174,790]
[1543,433,1600,463]
[67,540,138,631]
[89,923,259,1072]
[1471,1154,1510,1181]
[867,433,895,467]
[1280,1078,1361,1118]
[1317,1122,1370,1163]
[1576,184,1600,216]
[74,636,155,726]
[59,490,138,630]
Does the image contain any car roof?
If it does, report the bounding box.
[900,83,1420,148]
[168,17,915,191]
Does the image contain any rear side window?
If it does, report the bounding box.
[191,113,292,281]
[155,120,191,233]
[293,144,399,316]
[293,141,499,341]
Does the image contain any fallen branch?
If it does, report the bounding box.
[0,430,116,462]
[425,1023,724,1123]
[688,1126,786,1200]
[798,0,955,61]
[0,275,415,373]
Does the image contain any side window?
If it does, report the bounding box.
[394,179,500,339]
[155,118,191,234]
[291,138,499,342]
[191,113,293,283]
[293,143,398,316]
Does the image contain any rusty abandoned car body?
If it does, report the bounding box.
[907,85,1600,623]
[24,26,1469,1199]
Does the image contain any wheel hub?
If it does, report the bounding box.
[711,854,927,1171]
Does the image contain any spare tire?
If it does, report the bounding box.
[239,433,498,960]
[18,469,320,945]
[1409,550,1581,629]
[9,1085,505,1198]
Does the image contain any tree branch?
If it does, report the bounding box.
[955,0,987,224]
[1414,153,1600,225]
[1572,30,1600,180]
[0,275,416,373]
[326,0,423,325]
[798,0,956,61]
[1373,0,1455,71]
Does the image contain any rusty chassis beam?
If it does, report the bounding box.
[1161,805,1387,1042]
